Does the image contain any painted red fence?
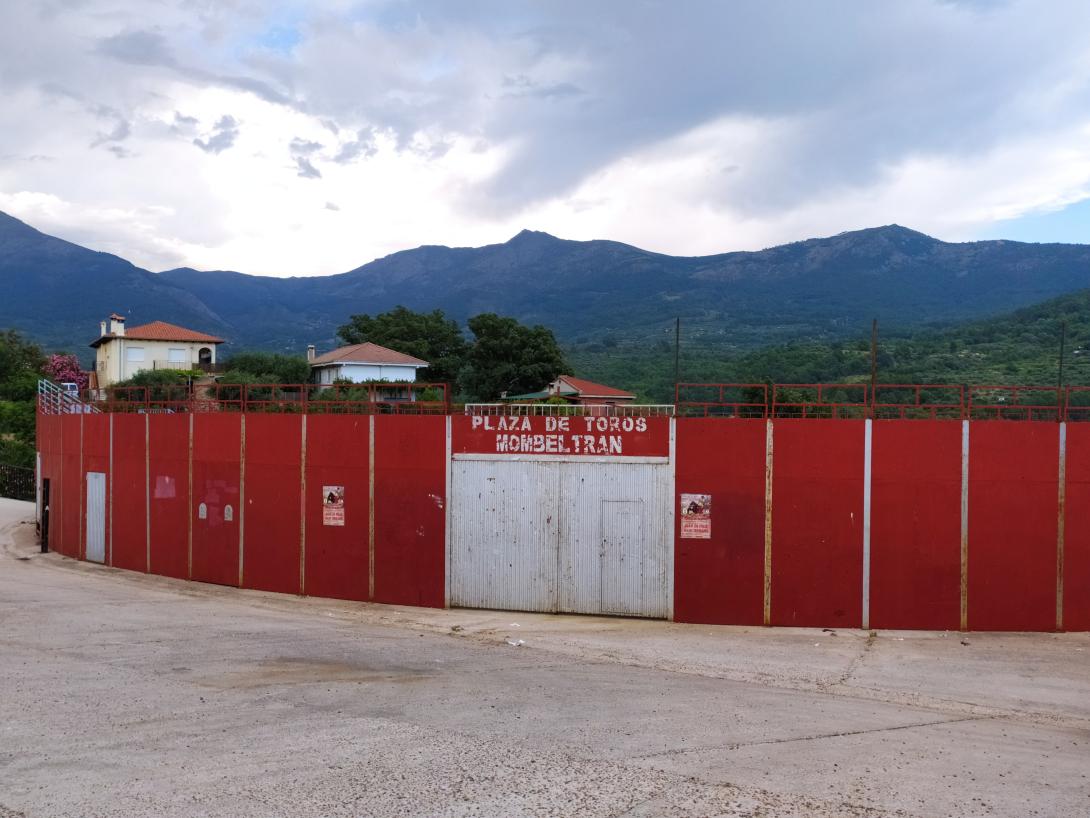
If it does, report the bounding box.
[36,409,1088,632]
[38,411,444,609]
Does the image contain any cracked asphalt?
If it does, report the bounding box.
[1,497,1088,817]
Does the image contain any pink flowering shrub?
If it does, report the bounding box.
[43,353,88,390]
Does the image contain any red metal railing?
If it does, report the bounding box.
[77,383,451,415]
[674,383,768,418]
[43,380,1090,420]
[872,384,965,420]
[772,383,869,419]
[677,382,1090,421]
[1065,386,1090,422]
[967,386,1063,422]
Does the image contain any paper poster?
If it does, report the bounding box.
[680,493,711,539]
[323,485,345,526]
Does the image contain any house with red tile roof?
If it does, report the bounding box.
[90,314,225,387]
[306,341,428,385]
[505,375,636,406]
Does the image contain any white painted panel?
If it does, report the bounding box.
[86,472,106,564]
[558,462,669,618]
[449,459,559,612]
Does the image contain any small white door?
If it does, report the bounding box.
[600,500,643,615]
[557,462,670,618]
[86,472,106,563]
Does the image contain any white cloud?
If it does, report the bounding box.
[0,0,1089,275]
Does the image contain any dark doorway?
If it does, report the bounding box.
[40,478,50,553]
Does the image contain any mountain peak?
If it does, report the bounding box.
[508,228,559,244]
[857,224,938,242]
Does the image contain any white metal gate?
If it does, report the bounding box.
[449,457,672,618]
[86,471,106,564]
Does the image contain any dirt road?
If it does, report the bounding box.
[0,497,1087,817]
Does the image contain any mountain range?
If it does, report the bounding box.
[2,210,1089,362]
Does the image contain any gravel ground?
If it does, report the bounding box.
[0,497,1087,817]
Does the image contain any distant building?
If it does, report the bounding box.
[90,314,224,388]
[505,375,636,406]
[307,342,428,386]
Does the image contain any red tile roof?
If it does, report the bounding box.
[310,342,428,367]
[90,320,225,347]
[557,375,635,399]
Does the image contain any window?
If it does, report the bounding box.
[126,347,145,362]
[168,348,186,363]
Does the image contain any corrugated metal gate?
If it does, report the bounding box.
[449,431,673,619]
[449,459,671,617]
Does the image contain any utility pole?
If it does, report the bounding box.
[674,317,681,387]
[869,318,878,415]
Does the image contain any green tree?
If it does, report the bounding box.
[0,329,45,402]
[115,369,196,387]
[222,352,310,384]
[0,330,45,468]
[461,313,570,401]
[337,306,467,385]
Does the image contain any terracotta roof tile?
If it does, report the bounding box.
[557,375,635,399]
[310,342,428,367]
[90,320,224,347]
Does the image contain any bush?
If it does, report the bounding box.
[0,437,35,469]
[222,353,310,384]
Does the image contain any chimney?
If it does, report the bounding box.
[306,344,316,362]
[99,320,107,337]
[109,313,125,337]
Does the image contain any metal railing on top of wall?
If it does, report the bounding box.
[52,382,452,415]
[676,382,1090,421]
[35,379,1090,420]
[464,403,675,417]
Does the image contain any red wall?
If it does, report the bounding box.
[1062,424,1090,630]
[55,415,69,557]
[242,414,303,595]
[870,421,962,630]
[44,414,64,555]
[771,420,865,628]
[35,413,53,549]
[304,415,370,602]
[110,414,146,571]
[192,414,241,587]
[674,418,767,625]
[58,414,82,558]
[968,422,1058,631]
[36,412,1090,632]
[148,414,190,580]
[373,415,446,608]
[40,414,69,556]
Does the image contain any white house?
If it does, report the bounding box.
[307,342,428,385]
[90,314,224,387]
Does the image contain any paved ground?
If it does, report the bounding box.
[0,497,1088,817]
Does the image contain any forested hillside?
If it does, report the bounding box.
[570,289,1090,403]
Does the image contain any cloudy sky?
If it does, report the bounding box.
[1,0,1089,275]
